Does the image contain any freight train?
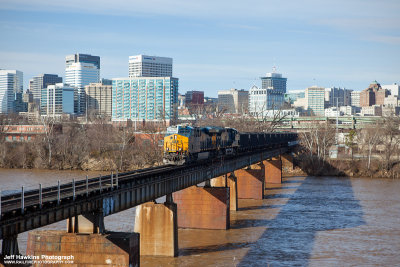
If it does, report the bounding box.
[163,125,297,165]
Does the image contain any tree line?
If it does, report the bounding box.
[0,116,163,171]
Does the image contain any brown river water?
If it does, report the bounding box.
[1,169,400,266]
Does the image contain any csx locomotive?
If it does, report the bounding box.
[163,125,297,165]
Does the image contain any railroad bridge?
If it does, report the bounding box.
[0,142,297,266]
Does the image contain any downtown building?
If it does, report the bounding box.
[0,69,23,114]
[260,70,287,93]
[112,77,179,125]
[351,91,361,107]
[40,83,74,118]
[29,74,62,104]
[85,82,112,117]
[382,83,400,98]
[129,55,172,78]
[305,86,325,116]
[324,87,352,107]
[185,90,204,106]
[218,88,248,114]
[249,85,284,117]
[65,53,100,115]
[360,81,389,107]
[249,70,287,116]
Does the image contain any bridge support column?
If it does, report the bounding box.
[263,158,282,184]
[173,185,230,229]
[210,173,238,211]
[67,210,105,234]
[235,166,264,200]
[26,231,139,266]
[134,201,178,257]
[281,153,294,173]
[1,235,19,256]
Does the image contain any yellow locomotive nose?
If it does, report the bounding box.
[164,134,189,153]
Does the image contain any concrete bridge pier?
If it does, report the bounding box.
[134,194,178,257]
[173,185,230,230]
[211,173,238,211]
[234,163,265,200]
[67,210,105,234]
[263,157,283,184]
[281,153,294,172]
[1,235,19,256]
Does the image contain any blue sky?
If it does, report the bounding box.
[0,0,399,97]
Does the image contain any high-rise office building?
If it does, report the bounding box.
[0,69,23,114]
[218,88,248,114]
[382,83,400,98]
[65,53,100,114]
[29,74,62,104]
[129,55,172,78]
[112,77,179,124]
[65,53,100,69]
[360,81,389,107]
[260,69,287,93]
[85,82,112,117]
[249,85,285,117]
[40,83,74,117]
[351,91,361,107]
[325,87,353,107]
[305,86,325,116]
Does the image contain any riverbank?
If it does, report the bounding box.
[290,155,400,179]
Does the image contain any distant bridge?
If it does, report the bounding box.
[265,116,381,129]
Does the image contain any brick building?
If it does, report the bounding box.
[360,81,389,107]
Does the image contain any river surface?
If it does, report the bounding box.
[1,169,400,266]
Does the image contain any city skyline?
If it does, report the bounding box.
[0,0,399,97]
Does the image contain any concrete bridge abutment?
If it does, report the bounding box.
[26,231,139,266]
[134,200,178,257]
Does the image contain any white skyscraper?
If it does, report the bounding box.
[65,53,100,114]
[0,69,23,114]
[65,61,100,114]
[249,85,285,117]
[129,55,173,77]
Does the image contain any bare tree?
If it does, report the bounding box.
[380,116,400,170]
[357,124,381,170]
[40,116,57,167]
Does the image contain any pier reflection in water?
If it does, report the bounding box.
[1,169,400,266]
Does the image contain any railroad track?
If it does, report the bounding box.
[0,164,180,215]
